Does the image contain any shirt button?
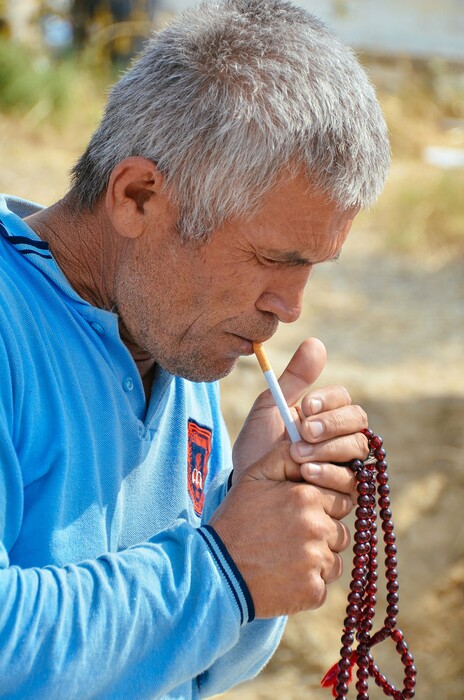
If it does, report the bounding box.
[123,376,134,392]
[91,322,104,335]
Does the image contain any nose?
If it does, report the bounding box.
[256,268,311,324]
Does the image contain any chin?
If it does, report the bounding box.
[167,354,239,383]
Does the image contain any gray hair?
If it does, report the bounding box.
[70,0,390,239]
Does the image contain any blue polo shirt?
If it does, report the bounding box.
[0,195,285,699]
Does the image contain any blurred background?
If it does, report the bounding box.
[0,1,463,698]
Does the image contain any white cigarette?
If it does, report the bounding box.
[253,342,301,443]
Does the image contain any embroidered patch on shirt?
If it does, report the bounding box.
[187,419,212,516]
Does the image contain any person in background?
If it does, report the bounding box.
[0,0,390,697]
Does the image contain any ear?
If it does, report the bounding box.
[105,157,167,239]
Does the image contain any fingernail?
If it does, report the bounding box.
[310,398,323,414]
[297,442,314,457]
[309,420,324,438]
[302,462,321,477]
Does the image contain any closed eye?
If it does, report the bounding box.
[257,254,312,269]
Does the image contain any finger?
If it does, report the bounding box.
[299,404,368,443]
[243,441,302,483]
[296,461,358,498]
[276,337,327,408]
[291,432,369,464]
[327,518,352,552]
[324,551,344,584]
[300,385,352,417]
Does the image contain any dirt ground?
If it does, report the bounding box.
[0,113,463,700]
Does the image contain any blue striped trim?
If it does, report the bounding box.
[0,220,52,259]
[201,524,255,623]
[17,249,53,259]
[197,527,245,625]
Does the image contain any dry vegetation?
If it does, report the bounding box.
[0,42,463,700]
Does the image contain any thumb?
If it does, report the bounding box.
[277,337,327,407]
[243,442,302,483]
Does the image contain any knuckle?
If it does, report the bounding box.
[307,574,328,609]
[341,523,352,550]
[355,431,370,458]
[335,385,352,405]
[352,404,368,427]
[293,483,318,509]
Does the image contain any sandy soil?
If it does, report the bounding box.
[1,114,463,700]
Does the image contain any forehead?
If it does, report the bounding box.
[238,173,357,261]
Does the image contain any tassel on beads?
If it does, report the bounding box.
[320,652,358,697]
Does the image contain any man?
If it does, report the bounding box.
[0,0,390,697]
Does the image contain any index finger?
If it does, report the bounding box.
[300,385,352,416]
[297,460,357,500]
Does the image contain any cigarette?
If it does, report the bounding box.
[253,342,301,443]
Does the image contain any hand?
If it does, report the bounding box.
[209,441,357,618]
[232,338,369,481]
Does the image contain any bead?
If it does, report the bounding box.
[348,591,362,604]
[356,518,370,531]
[404,677,416,690]
[363,428,374,438]
[374,446,386,460]
[386,557,398,569]
[340,646,353,658]
[388,592,399,605]
[343,616,357,629]
[338,657,352,671]
[351,459,364,470]
[350,579,364,592]
[370,435,383,448]
[341,632,354,646]
[335,682,349,695]
[402,690,415,698]
[385,544,398,557]
[346,605,360,617]
[358,494,371,507]
[380,508,392,520]
[387,580,399,592]
[355,531,370,544]
[356,506,370,519]
[375,672,388,688]
[405,664,417,677]
[351,567,365,579]
[353,555,369,567]
[337,669,350,682]
[402,652,415,665]
[387,604,400,618]
[354,543,369,555]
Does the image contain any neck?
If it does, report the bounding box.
[25,194,115,311]
[25,194,156,396]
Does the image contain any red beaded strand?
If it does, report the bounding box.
[321,429,417,699]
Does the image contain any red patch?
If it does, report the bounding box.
[187,419,212,516]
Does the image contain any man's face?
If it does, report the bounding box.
[114,174,357,382]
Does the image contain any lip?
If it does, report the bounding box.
[232,335,254,355]
[230,333,274,356]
